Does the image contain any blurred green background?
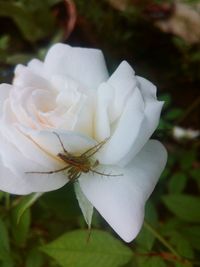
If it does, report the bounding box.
[0,0,199,267]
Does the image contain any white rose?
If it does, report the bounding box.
[0,43,167,242]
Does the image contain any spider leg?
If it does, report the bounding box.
[25,165,70,175]
[90,169,123,177]
[52,131,70,156]
[82,137,110,158]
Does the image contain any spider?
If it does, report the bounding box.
[26,132,122,182]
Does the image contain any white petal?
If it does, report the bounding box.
[0,84,11,114]
[94,83,113,141]
[79,140,167,242]
[19,128,97,157]
[44,43,109,90]
[74,182,93,228]
[27,59,45,77]
[96,87,144,165]
[0,156,68,195]
[120,77,163,166]
[13,64,54,91]
[0,136,68,195]
[107,61,137,120]
[0,102,62,169]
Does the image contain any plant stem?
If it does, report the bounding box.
[143,220,181,259]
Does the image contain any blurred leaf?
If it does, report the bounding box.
[136,256,167,267]
[40,185,80,219]
[180,150,196,170]
[0,219,14,267]
[159,94,171,109]
[181,226,200,251]
[25,248,44,267]
[136,202,158,250]
[168,173,187,193]
[6,53,33,65]
[11,200,31,245]
[0,218,10,251]
[0,36,10,50]
[190,169,200,188]
[157,119,172,131]
[170,231,194,259]
[0,251,14,267]
[41,229,132,267]
[0,1,54,42]
[162,194,200,222]
[165,108,182,121]
[16,193,42,224]
[0,191,4,201]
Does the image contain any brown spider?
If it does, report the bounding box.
[26,132,122,182]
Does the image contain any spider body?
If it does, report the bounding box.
[26,132,122,182]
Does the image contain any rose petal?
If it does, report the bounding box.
[0,154,68,195]
[94,82,113,141]
[0,101,62,169]
[27,59,45,77]
[44,43,109,90]
[19,128,97,157]
[0,84,11,114]
[107,61,137,121]
[95,87,145,165]
[74,182,93,228]
[120,77,163,166]
[79,140,167,242]
[13,64,54,91]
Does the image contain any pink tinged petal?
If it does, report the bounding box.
[13,65,54,91]
[44,43,109,90]
[120,77,164,166]
[0,84,11,114]
[0,102,62,169]
[0,155,68,195]
[96,87,145,165]
[79,140,167,242]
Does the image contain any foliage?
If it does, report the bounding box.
[0,0,200,267]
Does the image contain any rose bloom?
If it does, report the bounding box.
[0,43,167,242]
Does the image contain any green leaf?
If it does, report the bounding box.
[137,256,167,267]
[190,169,200,189]
[0,191,4,201]
[0,250,14,267]
[25,248,44,267]
[0,2,54,42]
[162,195,200,222]
[16,193,42,224]
[0,218,9,251]
[168,173,187,193]
[180,151,196,170]
[170,232,194,259]
[181,226,200,251]
[41,229,132,267]
[11,199,31,245]
[165,108,182,121]
[159,94,171,109]
[136,202,158,250]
